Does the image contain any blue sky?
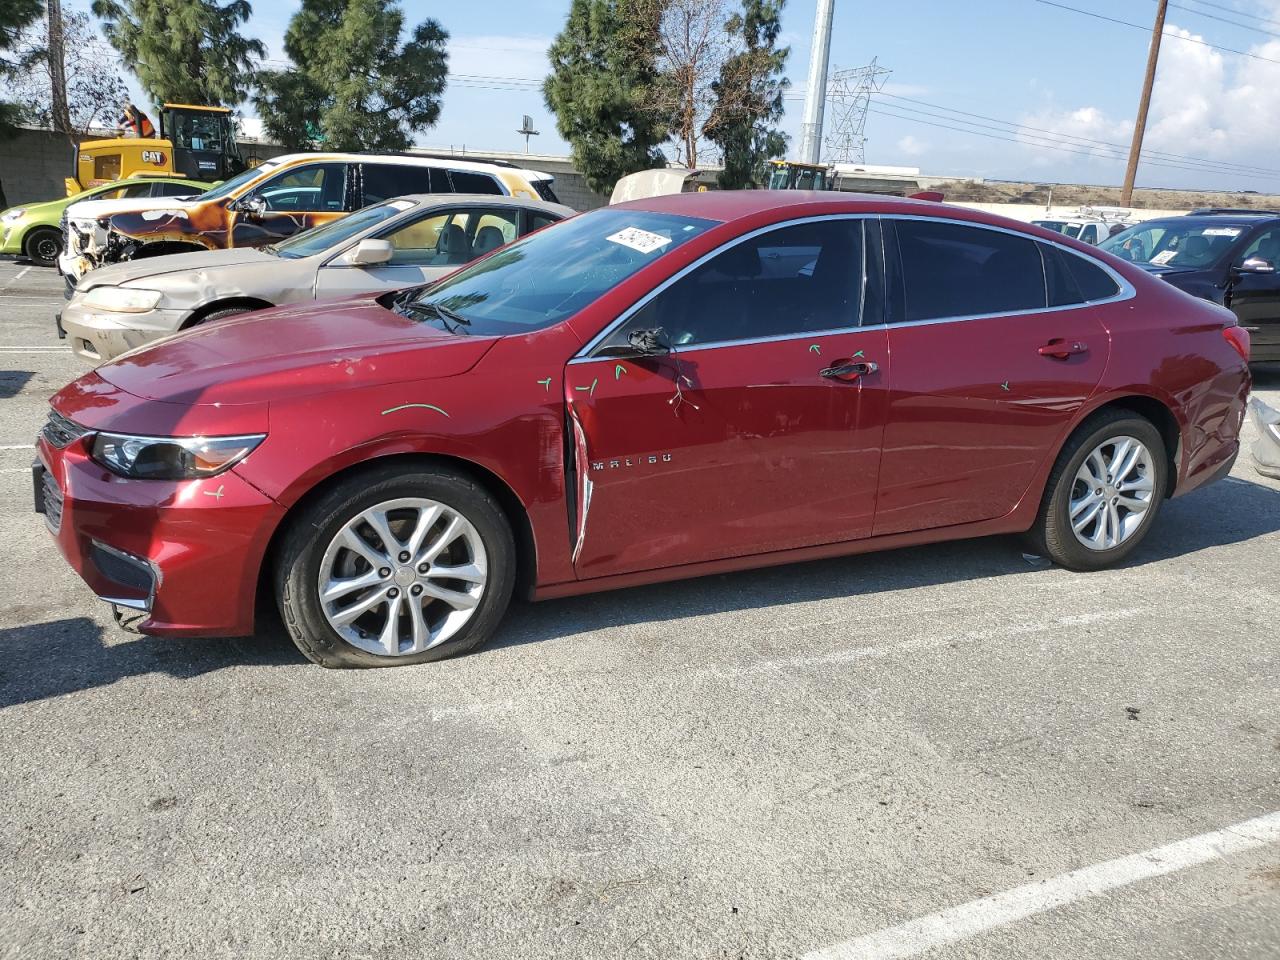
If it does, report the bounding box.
[69,0,1280,192]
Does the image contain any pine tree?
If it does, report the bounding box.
[92,0,265,106]
[706,0,789,189]
[254,0,448,152]
[544,0,669,194]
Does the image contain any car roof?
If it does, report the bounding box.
[262,151,550,178]
[397,194,575,217]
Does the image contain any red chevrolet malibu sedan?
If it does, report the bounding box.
[36,193,1251,667]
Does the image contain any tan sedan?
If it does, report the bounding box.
[59,194,573,363]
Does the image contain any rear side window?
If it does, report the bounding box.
[890,219,1046,322]
[1042,243,1120,305]
[447,170,504,195]
[363,164,436,204]
[532,180,560,203]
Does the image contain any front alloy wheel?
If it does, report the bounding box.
[318,497,488,656]
[276,465,515,667]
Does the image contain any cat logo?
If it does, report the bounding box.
[591,454,673,471]
[142,150,166,165]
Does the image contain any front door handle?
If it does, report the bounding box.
[1038,338,1089,359]
[821,360,879,381]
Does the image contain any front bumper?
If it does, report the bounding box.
[61,300,188,363]
[35,425,285,637]
[1,222,25,255]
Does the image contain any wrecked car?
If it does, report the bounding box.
[37,192,1249,668]
[58,152,561,288]
[60,194,573,363]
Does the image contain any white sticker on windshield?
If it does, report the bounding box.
[607,227,673,254]
[1203,227,1243,237]
[1150,249,1178,265]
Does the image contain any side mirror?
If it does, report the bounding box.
[1237,256,1276,275]
[346,238,394,267]
[237,195,267,219]
[627,327,671,356]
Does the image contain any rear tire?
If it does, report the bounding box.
[274,464,516,668]
[23,227,62,268]
[1030,410,1168,571]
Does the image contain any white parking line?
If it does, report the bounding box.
[0,444,33,450]
[803,809,1280,960]
[0,266,31,290]
[0,346,70,352]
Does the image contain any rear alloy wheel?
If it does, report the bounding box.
[276,466,515,667]
[1031,411,1168,571]
[23,227,63,268]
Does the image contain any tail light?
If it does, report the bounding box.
[1223,325,1250,361]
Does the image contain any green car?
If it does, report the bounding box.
[0,176,211,268]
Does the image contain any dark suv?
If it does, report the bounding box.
[1099,209,1280,362]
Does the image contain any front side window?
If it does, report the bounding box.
[389,208,716,336]
[1099,219,1245,268]
[150,181,200,197]
[891,219,1047,322]
[379,207,519,265]
[362,164,435,205]
[272,200,412,259]
[598,219,870,351]
[249,162,346,212]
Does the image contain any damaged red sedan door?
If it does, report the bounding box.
[565,217,890,578]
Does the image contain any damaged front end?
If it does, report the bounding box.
[64,215,134,280]
[1248,397,1280,480]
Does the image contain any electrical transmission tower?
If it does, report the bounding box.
[823,58,892,164]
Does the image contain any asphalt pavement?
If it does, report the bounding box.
[0,257,1277,959]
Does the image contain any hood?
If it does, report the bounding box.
[78,247,279,290]
[94,293,498,406]
[66,194,203,223]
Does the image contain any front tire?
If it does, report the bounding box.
[1031,410,1169,571]
[275,465,516,668]
[24,227,62,268]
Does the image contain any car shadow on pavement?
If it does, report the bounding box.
[489,473,1280,654]
[0,370,34,400]
[0,616,305,710]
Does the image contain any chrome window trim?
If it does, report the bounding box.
[882,213,1136,327]
[572,213,877,362]
[571,212,1136,364]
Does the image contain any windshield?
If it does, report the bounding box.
[1099,219,1248,268]
[272,200,413,258]
[390,208,717,336]
[196,159,283,202]
[1034,220,1084,238]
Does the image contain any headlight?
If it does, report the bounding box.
[90,433,265,480]
[1,208,26,222]
[81,286,163,313]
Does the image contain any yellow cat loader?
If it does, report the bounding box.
[66,104,247,195]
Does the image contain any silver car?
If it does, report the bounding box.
[60,194,574,363]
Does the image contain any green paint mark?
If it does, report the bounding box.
[537,377,553,391]
[1000,381,1011,392]
[614,364,628,380]
[809,344,821,355]
[852,349,864,359]
[574,378,599,396]
[381,403,450,418]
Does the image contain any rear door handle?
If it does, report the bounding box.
[1038,338,1089,359]
[821,360,879,381]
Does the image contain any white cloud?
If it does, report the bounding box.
[896,134,927,157]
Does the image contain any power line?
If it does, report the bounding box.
[1162,0,1280,40]
[1032,0,1280,65]
[874,90,1280,177]
[1175,0,1280,30]
[864,103,1280,182]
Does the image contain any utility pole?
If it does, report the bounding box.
[798,0,836,164]
[1121,0,1168,206]
[46,0,73,140]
